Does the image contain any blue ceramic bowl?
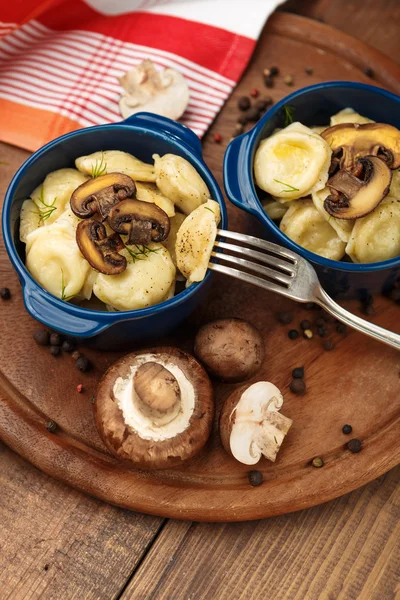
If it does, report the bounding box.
[2,113,227,349]
[224,81,400,299]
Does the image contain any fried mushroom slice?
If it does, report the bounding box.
[70,173,136,220]
[94,348,214,470]
[76,219,127,275]
[108,198,170,245]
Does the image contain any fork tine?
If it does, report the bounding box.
[217,229,299,263]
[214,240,295,275]
[208,262,292,298]
[211,251,293,286]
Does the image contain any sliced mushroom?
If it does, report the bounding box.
[219,382,292,465]
[322,123,400,171]
[107,198,170,245]
[94,348,214,470]
[324,156,392,219]
[70,173,136,220]
[76,219,127,275]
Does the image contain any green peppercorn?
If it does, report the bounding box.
[312,457,324,468]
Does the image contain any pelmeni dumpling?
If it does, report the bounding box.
[163,212,187,266]
[310,125,329,135]
[176,200,221,285]
[153,153,210,214]
[135,181,175,217]
[20,168,88,242]
[345,197,400,263]
[330,108,374,126]
[389,169,400,200]
[262,198,289,221]
[75,150,156,182]
[25,221,92,300]
[280,200,346,260]
[93,244,176,311]
[312,188,355,242]
[254,122,332,201]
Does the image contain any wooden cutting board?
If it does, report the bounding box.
[0,13,399,522]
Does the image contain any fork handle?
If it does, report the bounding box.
[315,286,400,351]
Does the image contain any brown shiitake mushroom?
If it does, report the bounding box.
[324,156,392,219]
[70,173,136,220]
[107,198,170,245]
[220,382,292,465]
[321,123,400,171]
[94,347,214,470]
[76,219,127,275]
[194,318,264,383]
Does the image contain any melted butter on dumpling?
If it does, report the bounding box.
[25,221,92,300]
[93,243,176,311]
[280,200,346,260]
[345,197,400,263]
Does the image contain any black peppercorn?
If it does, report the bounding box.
[277,311,293,325]
[50,345,61,357]
[336,323,347,335]
[300,320,310,330]
[318,326,328,338]
[50,333,62,346]
[270,66,279,76]
[245,107,261,122]
[389,287,400,303]
[305,66,314,75]
[33,328,50,346]
[342,424,352,435]
[323,339,335,351]
[292,367,304,379]
[237,114,248,126]
[238,96,250,111]
[62,340,74,353]
[305,302,316,310]
[347,439,362,453]
[264,75,274,88]
[248,470,263,486]
[255,98,272,112]
[0,287,11,300]
[315,317,326,328]
[76,356,91,372]
[46,420,57,433]
[288,329,299,340]
[362,304,375,316]
[290,379,306,395]
[312,457,324,468]
[364,67,374,78]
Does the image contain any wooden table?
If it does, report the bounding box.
[1,1,399,598]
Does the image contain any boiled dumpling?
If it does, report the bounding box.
[280,200,346,260]
[163,212,187,266]
[254,122,332,201]
[20,168,88,242]
[310,125,329,135]
[312,188,355,242]
[93,243,176,311]
[75,150,156,182]
[389,169,400,200]
[262,198,289,221]
[153,153,210,214]
[330,108,374,126]
[135,181,175,217]
[345,197,400,263]
[25,221,92,300]
[175,199,221,285]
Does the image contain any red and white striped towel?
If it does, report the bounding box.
[0,0,281,151]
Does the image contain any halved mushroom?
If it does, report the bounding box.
[76,219,127,275]
[324,156,392,219]
[94,348,214,470]
[220,382,292,465]
[107,198,170,245]
[70,173,136,220]
[322,123,400,171]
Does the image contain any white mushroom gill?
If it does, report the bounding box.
[113,354,195,442]
[229,382,293,465]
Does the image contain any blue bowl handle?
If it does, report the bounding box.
[23,283,108,338]
[223,133,265,220]
[122,112,203,157]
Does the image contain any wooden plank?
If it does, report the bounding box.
[0,441,163,600]
[121,467,400,600]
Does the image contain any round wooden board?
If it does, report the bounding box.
[0,13,399,522]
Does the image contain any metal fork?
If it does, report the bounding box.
[209,229,400,351]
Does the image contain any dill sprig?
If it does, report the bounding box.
[283,104,295,127]
[125,244,160,263]
[91,152,107,178]
[31,185,58,224]
[204,207,215,214]
[273,179,300,193]
[60,269,75,301]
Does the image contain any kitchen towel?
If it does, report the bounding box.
[0,0,282,151]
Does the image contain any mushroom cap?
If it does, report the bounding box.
[107,198,170,245]
[70,173,136,220]
[94,347,214,470]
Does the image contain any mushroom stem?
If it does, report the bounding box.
[134,362,181,413]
